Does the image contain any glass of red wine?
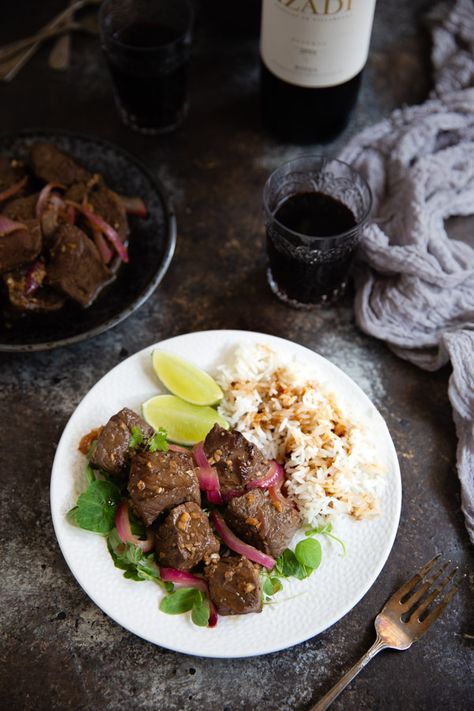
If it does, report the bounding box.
[263,156,372,307]
[99,0,193,135]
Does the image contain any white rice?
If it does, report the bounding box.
[217,343,384,527]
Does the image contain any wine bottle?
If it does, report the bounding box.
[260,0,377,142]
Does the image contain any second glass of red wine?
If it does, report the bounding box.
[263,156,372,308]
[99,0,193,135]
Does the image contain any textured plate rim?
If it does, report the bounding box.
[0,128,176,352]
[50,329,402,658]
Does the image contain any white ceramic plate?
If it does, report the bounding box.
[50,330,401,658]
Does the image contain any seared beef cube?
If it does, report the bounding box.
[155,502,220,570]
[0,155,26,193]
[2,193,38,221]
[223,488,302,558]
[30,142,91,186]
[129,450,200,526]
[90,407,154,476]
[3,262,65,312]
[204,425,269,497]
[0,219,42,274]
[204,556,262,616]
[47,224,113,307]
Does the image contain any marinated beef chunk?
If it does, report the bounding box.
[203,424,269,497]
[30,142,91,186]
[155,502,220,570]
[47,224,113,307]
[204,556,262,616]
[90,407,154,476]
[3,261,65,312]
[223,488,302,558]
[2,193,38,221]
[129,450,200,526]
[0,155,26,193]
[0,220,42,274]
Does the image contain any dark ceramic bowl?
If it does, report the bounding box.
[0,130,176,351]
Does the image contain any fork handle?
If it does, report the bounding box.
[309,637,387,711]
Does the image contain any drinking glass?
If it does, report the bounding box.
[263,156,372,307]
[99,0,193,135]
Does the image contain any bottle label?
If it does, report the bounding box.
[260,0,376,88]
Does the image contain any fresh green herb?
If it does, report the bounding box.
[274,549,310,580]
[295,538,322,570]
[147,428,168,453]
[191,592,211,627]
[304,522,346,556]
[129,426,145,449]
[68,479,121,534]
[159,587,210,626]
[107,528,173,590]
[159,587,199,614]
[263,524,346,600]
[129,426,168,453]
[263,577,283,597]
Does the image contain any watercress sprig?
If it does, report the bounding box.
[262,523,345,600]
[159,588,210,627]
[67,476,121,534]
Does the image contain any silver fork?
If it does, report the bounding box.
[310,556,460,711]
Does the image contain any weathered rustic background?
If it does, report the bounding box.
[0,1,472,709]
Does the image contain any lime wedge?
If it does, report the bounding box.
[152,351,224,406]
[142,394,229,446]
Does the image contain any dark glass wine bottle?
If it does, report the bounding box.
[260,0,376,143]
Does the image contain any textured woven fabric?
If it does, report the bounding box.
[339,0,474,541]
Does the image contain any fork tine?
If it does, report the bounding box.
[399,560,451,612]
[411,566,458,621]
[416,581,460,633]
[385,555,440,607]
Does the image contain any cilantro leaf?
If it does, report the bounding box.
[129,426,145,449]
[159,588,199,615]
[107,528,172,589]
[69,480,121,534]
[295,538,322,570]
[148,428,168,453]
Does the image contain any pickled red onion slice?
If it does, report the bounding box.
[211,511,276,570]
[192,441,223,504]
[115,500,154,553]
[35,182,65,219]
[246,460,284,490]
[67,200,129,263]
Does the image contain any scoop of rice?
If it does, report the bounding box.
[217,344,384,527]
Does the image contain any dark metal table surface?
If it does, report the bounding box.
[0,2,472,710]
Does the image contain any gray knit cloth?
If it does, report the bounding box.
[339,0,474,542]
